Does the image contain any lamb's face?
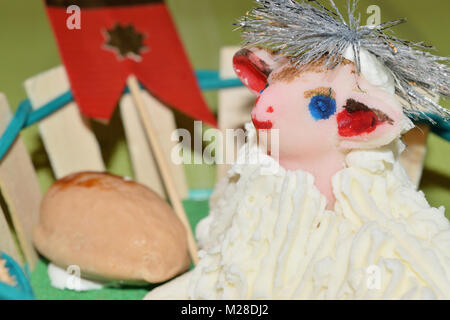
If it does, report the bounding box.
[233,48,407,205]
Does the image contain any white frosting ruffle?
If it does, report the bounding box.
[146,124,450,300]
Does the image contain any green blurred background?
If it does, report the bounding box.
[0,0,449,212]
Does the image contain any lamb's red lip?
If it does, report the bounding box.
[252,115,273,129]
[337,99,394,137]
[337,109,378,137]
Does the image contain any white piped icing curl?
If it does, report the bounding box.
[146,124,450,300]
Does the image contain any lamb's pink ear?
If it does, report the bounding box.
[233,48,281,96]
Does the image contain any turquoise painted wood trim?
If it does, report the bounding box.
[0,252,35,300]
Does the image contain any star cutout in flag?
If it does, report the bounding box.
[104,23,147,61]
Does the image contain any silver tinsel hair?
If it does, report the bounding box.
[236,0,450,121]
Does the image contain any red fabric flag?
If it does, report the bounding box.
[45,0,217,126]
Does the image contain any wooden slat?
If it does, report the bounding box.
[0,93,41,269]
[397,89,439,186]
[24,66,105,179]
[400,123,429,187]
[120,90,188,200]
[217,46,255,180]
[0,205,22,265]
[120,93,165,198]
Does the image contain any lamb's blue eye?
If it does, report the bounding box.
[308,94,336,120]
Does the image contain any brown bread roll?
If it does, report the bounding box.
[33,172,190,284]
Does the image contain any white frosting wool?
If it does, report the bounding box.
[146,125,450,300]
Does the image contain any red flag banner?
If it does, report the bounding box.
[45,0,217,126]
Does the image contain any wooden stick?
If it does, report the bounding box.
[0,93,41,269]
[126,75,199,265]
[120,90,189,200]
